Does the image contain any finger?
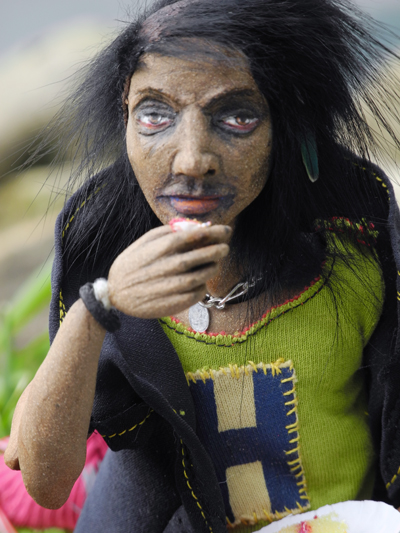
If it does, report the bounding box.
[129,286,207,319]
[139,263,219,300]
[116,264,218,310]
[123,244,229,285]
[138,225,232,266]
[128,225,172,250]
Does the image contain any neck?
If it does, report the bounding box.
[206,254,242,297]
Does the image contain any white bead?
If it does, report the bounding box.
[93,278,111,311]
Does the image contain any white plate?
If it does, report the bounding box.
[259,501,400,533]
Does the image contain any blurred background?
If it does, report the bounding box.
[0,1,399,529]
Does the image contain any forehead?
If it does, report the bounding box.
[128,51,262,106]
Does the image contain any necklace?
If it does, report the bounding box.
[188,278,260,333]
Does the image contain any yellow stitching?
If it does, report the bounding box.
[180,440,213,532]
[187,360,294,384]
[385,465,400,490]
[59,184,107,323]
[282,364,310,509]
[285,446,300,455]
[252,512,258,524]
[281,376,295,383]
[263,508,273,521]
[248,360,258,372]
[101,410,153,439]
[283,387,296,396]
[284,398,297,406]
[270,358,285,376]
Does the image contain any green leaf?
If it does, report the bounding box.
[5,262,52,335]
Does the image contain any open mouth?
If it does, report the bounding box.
[166,196,224,215]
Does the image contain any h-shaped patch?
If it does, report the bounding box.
[187,360,309,527]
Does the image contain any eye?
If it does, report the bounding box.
[137,112,173,130]
[220,114,259,132]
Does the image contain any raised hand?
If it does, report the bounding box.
[108,224,231,319]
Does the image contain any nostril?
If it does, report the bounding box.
[206,169,216,176]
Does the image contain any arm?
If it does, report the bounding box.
[5,300,105,508]
[5,224,230,508]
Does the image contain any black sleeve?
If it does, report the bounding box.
[363,167,400,507]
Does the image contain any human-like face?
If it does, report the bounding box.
[126,49,273,227]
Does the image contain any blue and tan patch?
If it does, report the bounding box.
[187,359,309,528]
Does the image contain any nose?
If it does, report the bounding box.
[171,108,220,178]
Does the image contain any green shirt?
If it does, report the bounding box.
[160,240,383,531]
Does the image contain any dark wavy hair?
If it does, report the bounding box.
[41,0,400,302]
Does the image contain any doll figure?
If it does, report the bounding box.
[4,0,400,532]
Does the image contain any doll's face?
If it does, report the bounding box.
[126,48,273,227]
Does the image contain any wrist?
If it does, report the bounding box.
[79,279,121,332]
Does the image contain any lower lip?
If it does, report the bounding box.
[169,197,222,215]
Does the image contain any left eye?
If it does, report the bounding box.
[221,115,259,132]
[137,113,173,129]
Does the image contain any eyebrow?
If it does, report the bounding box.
[130,87,265,112]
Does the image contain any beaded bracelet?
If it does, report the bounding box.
[79,279,121,333]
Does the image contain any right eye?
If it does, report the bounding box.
[136,109,174,133]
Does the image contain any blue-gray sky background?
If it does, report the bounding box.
[1,0,399,56]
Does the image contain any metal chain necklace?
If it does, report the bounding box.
[188,278,260,333]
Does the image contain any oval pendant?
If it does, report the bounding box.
[188,303,210,333]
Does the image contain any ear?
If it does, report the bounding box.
[301,132,319,183]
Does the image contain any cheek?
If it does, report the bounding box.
[126,126,173,183]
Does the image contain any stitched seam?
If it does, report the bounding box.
[59,291,67,324]
[180,439,213,532]
[282,363,310,505]
[160,280,326,348]
[100,409,153,439]
[387,469,400,490]
[315,217,379,247]
[58,183,107,325]
[352,162,390,198]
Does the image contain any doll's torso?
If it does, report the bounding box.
[160,240,384,532]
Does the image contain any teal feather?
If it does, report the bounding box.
[301,134,319,183]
